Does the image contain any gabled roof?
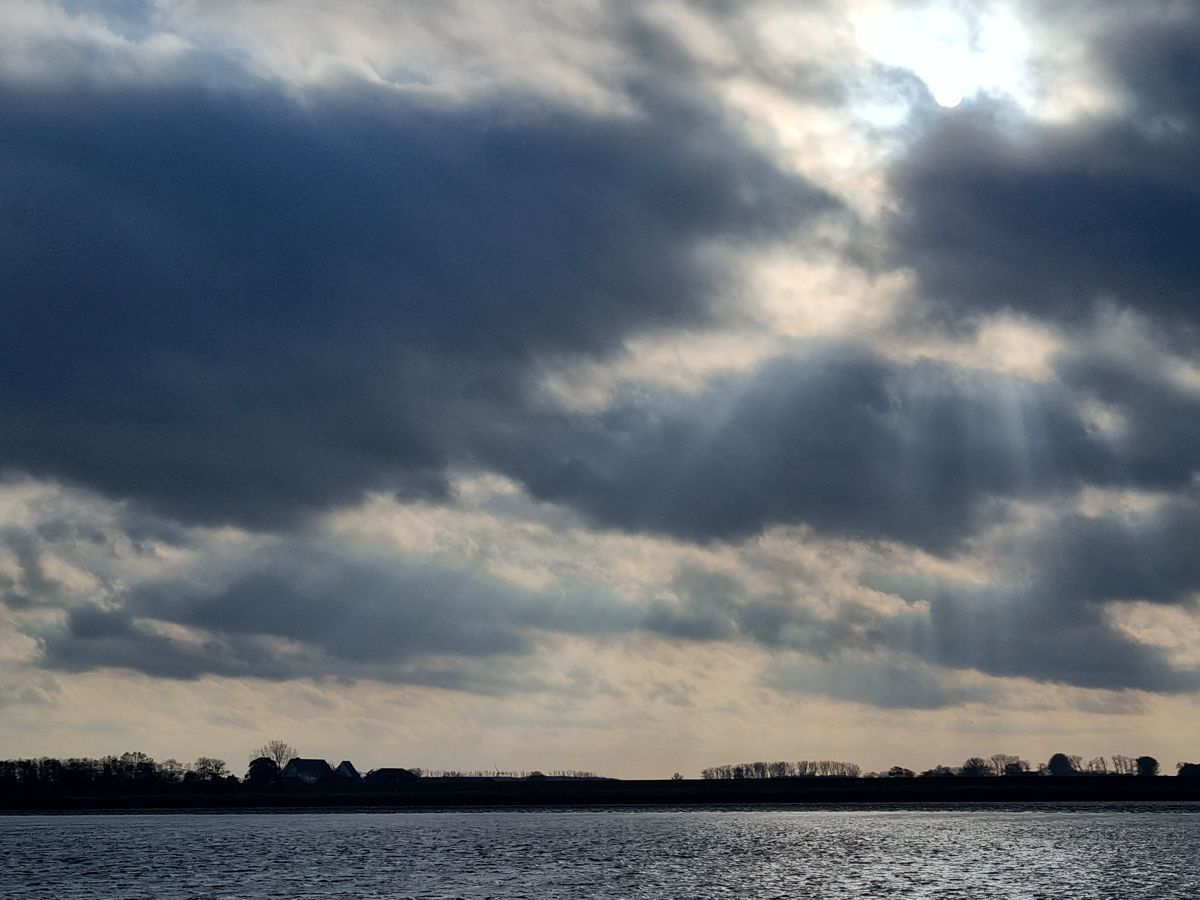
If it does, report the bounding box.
[280,758,334,783]
[334,760,361,780]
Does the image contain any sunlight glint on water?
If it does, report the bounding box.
[4,806,1199,899]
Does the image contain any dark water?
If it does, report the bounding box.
[4,805,1199,898]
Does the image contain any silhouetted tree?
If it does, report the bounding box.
[988,754,1022,776]
[1177,762,1200,777]
[1110,754,1137,775]
[1085,756,1108,774]
[1003,760,1032,776]
[159,759,186,783]
[246,757,281,786]
[0,751,243,796]
[887,766,915,778]
[1047,753,1077,776]
[960,757,992,777]
[117,751,157,782]
[191,757,229,782]
[1136,756,1159,777]
[251,740,297,769]
[921,765,957,777]
[701,759,862,779]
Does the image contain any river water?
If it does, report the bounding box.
[4,805,1198,898]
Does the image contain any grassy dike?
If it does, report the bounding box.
[5,776,1200,811]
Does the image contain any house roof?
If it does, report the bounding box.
[281,758,334,781]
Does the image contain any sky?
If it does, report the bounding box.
[1,0,1199,778]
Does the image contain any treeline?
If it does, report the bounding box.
[702,760,863,779]
[0,752,237,793]
[920,753,1163,777]
[0,751,604,797]
[702,752,1199,779]
[417,769,602,779]
[6,750,1199,796]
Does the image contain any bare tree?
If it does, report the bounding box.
[703,759,862,779]
[1111,754,1137,775]
[251,740,298,768]
[988,754,1021,776]
[1085,756,1108,774]
[191,757,229,781]
[960,757,992,777]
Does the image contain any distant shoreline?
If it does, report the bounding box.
[6,776,1200,811]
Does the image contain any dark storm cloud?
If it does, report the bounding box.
[660,524,1199,701]
[644,531,1199,703]
[12,5,1196,560]
[644,566,871,651]
[22,487,1200,697]
[887,4,1200,335]
[0,74,838,530]
[0,499,189,611]
[41,606,304,681]
[1055,350,1200,491]
[8,0,1200,714]
[1013,497,1200,610]
[19,516,874,688]
[763,655,999,710]
[36,542,640,687]
[30,538,934,699]
[0,529,59,610]
[478,343,1198,551]
[685,512,1200,702]
[862,490,1200,694]
[648,487,1200,700]
[1048,513,1200,607]
[905,583,1199,694]
[647,563,922,658]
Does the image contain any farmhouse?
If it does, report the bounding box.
[280,758,335,785]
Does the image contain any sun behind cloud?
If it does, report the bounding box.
[857,1,1032,108]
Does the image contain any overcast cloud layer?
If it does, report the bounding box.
[1,0,1198,775]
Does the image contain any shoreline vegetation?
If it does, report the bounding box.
[6,776,1200,811]
[5,748,1200,810]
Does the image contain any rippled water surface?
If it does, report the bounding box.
[4,805,1200,898]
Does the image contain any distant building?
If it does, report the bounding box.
[334,760,362,782]
[364,767,420,786]
[280,758,335,785]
